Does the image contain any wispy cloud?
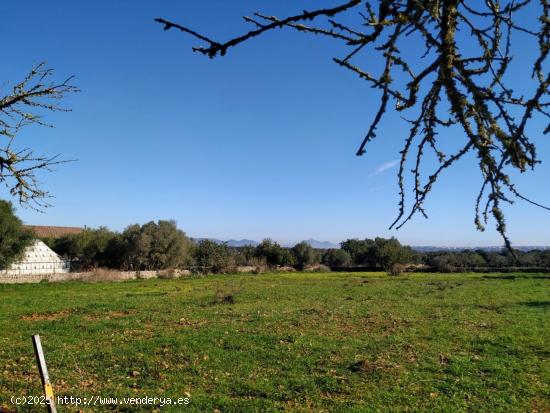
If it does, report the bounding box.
[369,159,399,177]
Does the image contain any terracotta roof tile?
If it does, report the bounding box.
[24,225,84,238]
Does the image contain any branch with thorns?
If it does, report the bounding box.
[156,0,550,250]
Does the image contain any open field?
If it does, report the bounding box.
[0,272,549,412]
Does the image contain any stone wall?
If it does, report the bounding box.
[0,270,191,284]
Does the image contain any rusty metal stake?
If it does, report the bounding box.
[31,335,57,413]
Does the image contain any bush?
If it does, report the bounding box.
[0,201,34,270]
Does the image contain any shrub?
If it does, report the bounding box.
[0,201,34,270]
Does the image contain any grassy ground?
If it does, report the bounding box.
[0,272,548,412]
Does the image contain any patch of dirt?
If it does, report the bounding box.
[20,309,72,321]
[82,310,133,321]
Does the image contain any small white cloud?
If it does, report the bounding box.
[369,159,399,177]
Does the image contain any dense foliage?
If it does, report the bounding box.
[426,249,550,272]
[194,240,233,273]
[0,200,34,270]
[322,248,351,268]
[40,220,550,274]
[291,242,318,270]
[254,239,296,268]
[50,221,192,271]
[341,237,415,270]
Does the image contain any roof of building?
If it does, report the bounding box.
[24,225,83,238]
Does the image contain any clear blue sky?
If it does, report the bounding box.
[2,1,549,246]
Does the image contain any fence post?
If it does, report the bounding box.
[31,335,57,413]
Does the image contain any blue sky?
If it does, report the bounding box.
[2,1,549,246]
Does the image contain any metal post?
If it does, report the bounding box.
[31,335,57,413]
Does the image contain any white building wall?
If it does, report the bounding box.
[0,240,70,276]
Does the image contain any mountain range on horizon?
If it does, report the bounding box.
[192,238,550,252]
[192,238,339,248]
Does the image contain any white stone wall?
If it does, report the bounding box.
[0,240,70,276]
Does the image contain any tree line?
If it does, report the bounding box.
[38,226,550,274]
[1,201,550,274]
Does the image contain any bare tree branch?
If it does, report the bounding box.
[156,0,550,250]
[1,63,79,208]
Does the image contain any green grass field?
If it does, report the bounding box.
[0,272,548,412]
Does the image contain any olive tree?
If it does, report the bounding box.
[292,241,318,269]
[120,220,193,271]
[322,248,352,268]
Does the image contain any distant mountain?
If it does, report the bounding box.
[192,238,338,248]
[302,239,339,249]
[226,239,259,247]
[191,238,258,247]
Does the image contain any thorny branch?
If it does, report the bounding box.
[156,1,550,250]
[1,63,79,208]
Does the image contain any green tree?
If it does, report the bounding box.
[120,220,192,270]
[371,237,413,271]
[0,200,34,270]
[255,239,295,267]
[322,249,351,268]
[340,239,375,266]
[194,239,233,273]
[53,227,119,270]
[292,242,317,269]
[234,245,262,266]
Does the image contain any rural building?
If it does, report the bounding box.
[1,225,83,277]
[0,240,70,276]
